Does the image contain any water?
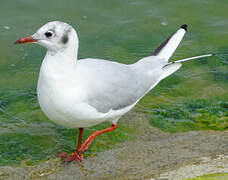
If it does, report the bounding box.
[0,0,227,165]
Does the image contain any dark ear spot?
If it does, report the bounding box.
[61,34,69,44]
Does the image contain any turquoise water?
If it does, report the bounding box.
[0,0,227,165]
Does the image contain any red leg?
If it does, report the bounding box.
[62,123,118,162]
[59,128,84,160]
[77,128,84,149]
[78,123,118,154]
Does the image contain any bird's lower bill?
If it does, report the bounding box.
[14,36,37,44]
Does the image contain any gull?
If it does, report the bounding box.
[15,21,213,162]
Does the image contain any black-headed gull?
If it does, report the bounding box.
[15,21,213,162]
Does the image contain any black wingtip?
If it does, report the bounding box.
[180,24,188,31]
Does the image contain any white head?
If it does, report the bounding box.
[15,21,79,57]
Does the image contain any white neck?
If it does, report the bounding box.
[43,28,79,71]
[42,50,77,76]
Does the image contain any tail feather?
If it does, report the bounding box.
[152,24,187,62]
[166,53,214,65]
[160,63,182,80]
[151,24,214,81]
[160,53,214,80]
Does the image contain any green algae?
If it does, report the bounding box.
[185,173,228,180]
[145,98,228,132]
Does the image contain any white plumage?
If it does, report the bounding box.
[17,21,213,128]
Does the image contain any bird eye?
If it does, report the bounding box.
[45,31,54,38]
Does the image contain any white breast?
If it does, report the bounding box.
[37,56,122,128]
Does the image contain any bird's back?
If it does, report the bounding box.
[76,57,163,113]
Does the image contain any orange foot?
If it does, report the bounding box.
[58,123,118,163]
[58,151,83,162]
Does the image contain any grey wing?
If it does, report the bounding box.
[79,59,162,113]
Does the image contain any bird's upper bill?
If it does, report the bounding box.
[14,36,37,44]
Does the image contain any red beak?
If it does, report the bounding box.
[14,36,37,44]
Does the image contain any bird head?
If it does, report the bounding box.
[15,21,78,53]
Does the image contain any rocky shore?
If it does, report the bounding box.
[0,112,227,180]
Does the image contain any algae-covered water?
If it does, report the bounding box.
[0,0,227,166]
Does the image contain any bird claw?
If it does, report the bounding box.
[58,152,68,159]
[59,151,83,162]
